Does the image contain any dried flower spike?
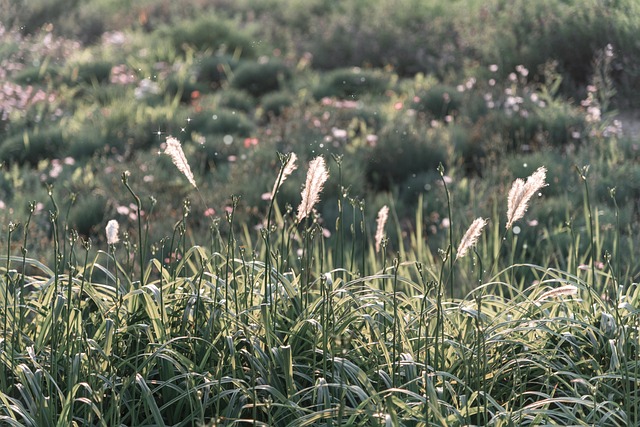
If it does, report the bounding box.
[506,166,547,230]
[375,205,389,253]
[296,156,329,222]
[163,136,197,188]
[269,153,298,200]
[536,285,578,302]
[106,219,119,245]
[456,217,487,260]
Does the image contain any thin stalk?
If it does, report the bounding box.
[17,202,35,352]
[47,185,61,420]
[392,256,400,388]
[577,166,596,315]
[332,154,345,274]
[4,221,18,392]
[122,172,145,288]
[473,247,487,425]
[359,200,366,277]
[438,164,455,298]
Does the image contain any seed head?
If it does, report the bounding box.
[269,153,298,200]
[163,136,197,188]
[456,217,487,260]
[296,156,329,222]
[106,219,120,245]
[506,167,547,230]
[375,205,389,253]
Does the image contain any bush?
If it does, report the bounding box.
[196,55,240,89]
[459,0,640,102]
[159,15,256,57]
[313,68,390,100]
[68,192,107,236]
[164,75,205,103]
[295,1,461,75]
[12,65,61,85]
[0,128,65,165]
[218,89,255,113]
[231,60,291,97]
[188,109,254,137]
[412,84,462,119]
[365,117,446,191]
[67,61,113,85]
[260,91,293,118]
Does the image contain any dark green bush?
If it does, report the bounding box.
[297,1,460,75]
[12,65,61,85]
[231,60,291,97]
[67,61,113,85]
[260,92,293,118]
[196,55,240,89]
[412,85,462,119]
[313,68,390,100]
[164,76,205,103]
[218,89,255,113]
[68,192,107,236]
[67,129,110,159]
[159,15,256,57]
[461,0,640,102]
[188,110,254,137]
[0,128,65,165]
[365,118,446,191]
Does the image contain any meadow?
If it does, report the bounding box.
[1,0,640,425]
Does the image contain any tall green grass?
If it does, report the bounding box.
[1,153,638,426]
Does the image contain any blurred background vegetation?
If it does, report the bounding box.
[1,0,640,279]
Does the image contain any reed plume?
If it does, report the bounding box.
[270,152,298,200]
[296,156,329,222]
[506,166,547,230]
[163,136,197,188]
[375,205,389,253]
[106,219,120,245]
[456,217,487,260]
[536,285,578,301]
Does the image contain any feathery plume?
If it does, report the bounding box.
[296,156,329,222]
[456,217,487,260]
[375,205,389,253]
[163,136,197,188]
[536,285,578,302]
[106,219,119,245]
[506,166,547,230]
[269,153,298,200]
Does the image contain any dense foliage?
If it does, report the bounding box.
[1,0,640,425]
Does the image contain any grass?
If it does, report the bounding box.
[0,155,639,426]
[1,0,640,424]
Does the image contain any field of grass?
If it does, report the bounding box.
[1,0,640,425]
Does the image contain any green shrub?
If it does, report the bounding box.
[12,65,61,85]
[164,75,205,103]
[159,15,256,57]
[260,91,293,118]
[460,0,640,102]
[67,129,110,159]
[218,89,255,113]
[188,109,254,137]
[67,61,113,85]
[231,60,291,97]
[0,128,65,165]
[68,192,107,236]
[313,68,390,100]
[196,55,240,89]
[297,1,460,75]
[412,84,462,119]
[365,117,446,191]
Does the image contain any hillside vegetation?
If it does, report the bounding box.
[1,1,640,425]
